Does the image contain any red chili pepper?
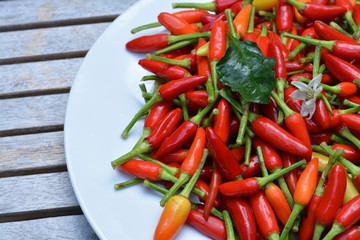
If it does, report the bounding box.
[335,0,354,10]
[187,209,227,240]
[238,155,261,178]
[174,9,210,23]
[332,144,360,163]
[158,12,198,35]
[301,26,320,39]
[138,59,190,80]
[282,153,298,195]
[185,90,209,108]
[333,226,360,240]
[256,24,270,57]
[155,149,188,164]
[250,115,311,158]
[340,114,360,131]
[249,191,280,239]
[309,131,332,145]
[323,54,360,83]
[322,195,360,240]
[268,38,288,80]
[144,101,173,130]
[126,34,170,53]
[313,97,331,130]
[311,0,329,4]
[206,127,242,180]
[287,0,347,22]
[203,168,222,220]
[196,39,211,76]
[268,32,289,59]
[219,160,305,197]
[314,164,347,238]
[260,96,278,123]
[208,19,227,61]
[276,0,294,32]
[280,158,318,240]
[313,21,357,43]
[194,178,220,204]
[285,61,305,72]
[299,193,322,240]
[354,4,360,25]
[223,197,257,240]
[253,137,282,172]
[214,99,230,143]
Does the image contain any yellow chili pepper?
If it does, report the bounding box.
[252,0,278,11]
[312,152,329,171]
[343,174,359,205]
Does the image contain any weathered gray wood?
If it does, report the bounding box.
[0,0,138,26]
[0,172,78,214]
[1,93,68,132]
[1,131,65,172]
[0,215,99,240]
[0,58,82,94]
[0,23,109,59]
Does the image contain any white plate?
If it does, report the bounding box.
[64,0,210,239]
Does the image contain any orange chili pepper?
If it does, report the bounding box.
[233,4,252,39]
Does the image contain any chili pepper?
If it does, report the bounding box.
[294,0,312,23]
[219,159,306,197]
[299,194,322,240]
[156,149,188,164]
[112,108,183,168]
[322,195,360,240]
[160,127,206,206]
[313,164,348,239]
[203,168,222,220]
[313,97,331,130]
[173,0,239,13]
[332,144,360,163]
[231,146,245,163]
[280,158,318,240]
[310,131,332,145]
[126,34,170,53]
[138,59,190,80]
[313,21,357,43]
[335,0,354,10]
[196,39,211,75]
[243,6,258,42]
[284,33,360,61]
[185,90,209,108]
[233,4,253,39]
[158,12,198,35]
[249,114,311,158]
[260,96,278,123]
[341,113,360,131]
[174,9,211,24]
[285,61,305,72]
[256,24,270,57]
[253,137,282,172]
[194,178,220,204]
[282,153,299,195]
[334,226,360,240]
[187,209,227,240]
[206,127,242,180]
[144,101,173,130]
[286,0,347,22]
[154,149,208,240]
[249,191,281,239]
[238,155,261,178]
[268,32,290,59]
[223,197,257,240]
[214,99,230,143]
[276,0,294,32]
[354,4,360,25]
[311,0,329,4]
[117,159,178,181]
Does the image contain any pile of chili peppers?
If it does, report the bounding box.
[113,0,360,239]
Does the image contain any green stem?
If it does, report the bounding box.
[344,11,358,33]
[191,101,216,125]
[258,10,275,19]
[247,6,256,34]
[210,60,219,100]
[179,93,189,121]
[322,222,345,240]
[196,42,209,56]
[153,39,198,56]
[202,108,219,128]
[329,21,353,38]
[299,77,340,95]
[138,154,179,176]
[288,42,306,61]
[131,22,162,34]
[111,141,152,168]
[342,99,360,108]
[312,222,326,240]
[205,75,216,103]
[121,92,162,138]
[276,174,295,208]
[236,100,250,145]
[225,9,238,39]
[320,94,334,115]
[243,135,252,166]
[141,75,168,82]
[288,70,305,75]
[339,126,360,149]
[180,149,209,198]
[331,133,355,146]
[283,33,335,51]
[354,79,360,88]
[271,91,295,118]
[168,31,211,44]
[160,171,190,206]
[146,54,191,69]
[257,160,306,187]
[132,127,151,151]
[172,2,216,12]
[256,146,268,177]
[114,178,143,190]
[338,105,360,114]
[313,45,322,77]
[279,202,305,240]
[219,88,243,114]
[223,210,236,240]
[268,232,280,240]
[319,63,326,74]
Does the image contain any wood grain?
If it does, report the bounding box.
[0,172,78,215]
[1,93,68,132]
[0,0,138,26]
[0,23,110,59]
[0,215,99,239]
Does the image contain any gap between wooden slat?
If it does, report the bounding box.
[0,50,88,65]
[0,206,83,223]
[0,87,71,99]
[0,14,119,32]
[0,124,64,138]
[0,164,67,178]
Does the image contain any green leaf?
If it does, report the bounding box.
[216,36,276,104]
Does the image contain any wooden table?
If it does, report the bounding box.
[0,0,138,238]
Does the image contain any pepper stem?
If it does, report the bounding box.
[313,45,322,77]
[121,92,162,138]
[283,33,335,51]
[111,141,152,168]
[267,232,280,240]
[244,135,252,166]
[210,59,219,100]
[196,42,209,56]
[271,91,296,118]
[236,99,250,145]
[191,101,216,125]
[312,223,326,240]
[329,21,353,38]
[279,202,305,240]
[322,221,345,240]
[168,31,211,44]
[246,6,256,34]
[160,170,190,206]
[285,0,307,12]
[344,11,358,33]
[172,2,216,12]
[338,105,360,114]
[131,22,161,34]
[256,146,269,177]
[219,88,243,114]
[257,160,306,187]
[225,9,238,39]
[288,42,306,61]
[276,174,295,208]
[153,39,198,56]
[146,54,191,69]
[179,93,189,121]
[339,127,360,149]
[139,154,179,176]
[114,178,143,190]
[223,210,236,240]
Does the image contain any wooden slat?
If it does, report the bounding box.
[0,215,99,239]
[0,131,65,175]
[0,172,78,215]
[0,58,82,94]
[0,0,138,26]
[0,23,109,59]
[0,93,68,133]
